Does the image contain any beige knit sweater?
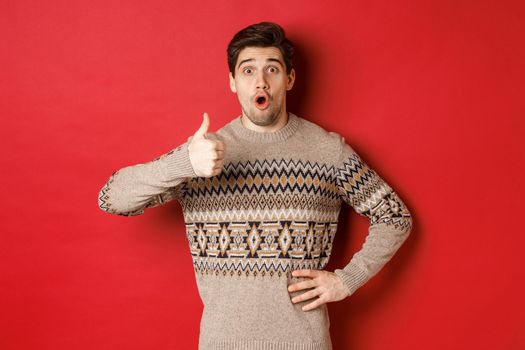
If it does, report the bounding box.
[98,112,413,350]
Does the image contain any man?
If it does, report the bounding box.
[98,22,413,350]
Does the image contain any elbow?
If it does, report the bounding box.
[394,192,413,236]
[404,214,413,236]
[98,185,112,213]
[98,200,144,217]
[400,210,414,240]
[97,185,144,217]
[98,189,121,215]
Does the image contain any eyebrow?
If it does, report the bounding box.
[237,58,284,69]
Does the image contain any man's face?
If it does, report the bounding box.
[229,46,295,127]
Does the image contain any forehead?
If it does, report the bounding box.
[236,46,284,67]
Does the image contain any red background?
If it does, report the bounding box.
[2,0,524,349]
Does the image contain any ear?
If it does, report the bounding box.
[229,72,237,93]
[286,68,296,91]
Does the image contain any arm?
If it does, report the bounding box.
[333,136,413,296]
[97,136,197,216]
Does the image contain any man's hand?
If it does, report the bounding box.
[188,112,226,177]
[288,269,350,311]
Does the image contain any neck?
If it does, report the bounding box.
[230,111,300,144]
[240,109,289,133]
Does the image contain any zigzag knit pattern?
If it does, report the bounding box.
[179,158,342,278]
[335,151,412,230]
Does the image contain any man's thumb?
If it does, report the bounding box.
[194,112,210,139]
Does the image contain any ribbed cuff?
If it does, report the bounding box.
[163,141,197,179]
[206,339,328,350]
[334,263,370,297]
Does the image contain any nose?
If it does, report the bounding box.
[256,71,269,90]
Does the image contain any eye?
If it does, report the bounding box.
[243,67,253,74]
[268,66,279,73]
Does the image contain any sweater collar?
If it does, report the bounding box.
[230,112,300,143]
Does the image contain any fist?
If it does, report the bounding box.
[188,112,226,177]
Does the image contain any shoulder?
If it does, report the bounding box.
[293,114,349,165]
[295,114,345,147]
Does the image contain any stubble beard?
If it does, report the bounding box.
[241,98,282,127]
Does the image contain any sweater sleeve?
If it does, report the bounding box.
[97,136,197,216]
[333,136,413,297]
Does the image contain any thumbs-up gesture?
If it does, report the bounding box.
[188,112,226,177]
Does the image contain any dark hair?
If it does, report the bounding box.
[227,22,294,78]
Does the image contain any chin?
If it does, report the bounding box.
[249,112,278,126]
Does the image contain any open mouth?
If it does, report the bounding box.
[254,93,270,110]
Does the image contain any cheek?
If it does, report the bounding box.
[238,92,251,105]
[273,87,287,100]
[236,83,250,97]
[272,79,287,93]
